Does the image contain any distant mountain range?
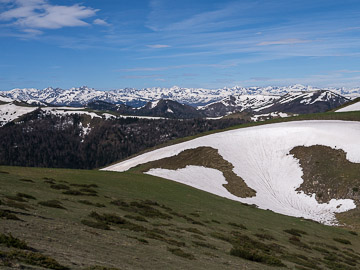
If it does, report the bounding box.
[0,87,352,122]
[2,84,360,107]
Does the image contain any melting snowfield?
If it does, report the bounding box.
[336,100,360,112]
[0,103,38,126]
[103,121,360,225]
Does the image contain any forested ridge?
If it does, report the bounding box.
[0,112,245,169]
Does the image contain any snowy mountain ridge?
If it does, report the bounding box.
[2,84,360,107]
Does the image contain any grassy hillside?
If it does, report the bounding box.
[1,166,360,269]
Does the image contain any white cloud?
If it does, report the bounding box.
[257,39,311,46]
[146,44,170,48]
[93,18,110,26]
[0,0,99,30]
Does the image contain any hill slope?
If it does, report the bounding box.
[104,120,360,225]
[1,166,360,269]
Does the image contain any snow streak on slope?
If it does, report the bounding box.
[336,100,360,112]
[103,121,360,225]
[0,103,38,126]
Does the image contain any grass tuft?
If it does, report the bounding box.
[230,247,285,267]
[283,228,307,237]
[333,238,352,245]
[0,233,30,250]
[38,200,65,209]
[16,193,36,200]
[81,219,110,230]
[167,247,195,260]
[0,209,20,220]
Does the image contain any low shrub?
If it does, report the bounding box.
[81,219,110,230]
[16,193,36,200]
[254,233,275,241]
[70,183,98,188]
[50,184,70,190]
[7,250,69,270]
[4,200,30,210]
[182,227,205,236]
[167,247,195,260]
[38,200,65,209]
[228,222,247,230]
[0,233,30,249]
[283,229,307,237]
[78,200,105,208]
[0,209,20,220]
[192,241,217,250]
[5,195,27,202]
[19,178,34,183]
[124,215,148,222]
[333,238,351,245]
[230,247,285,267]
[288,236,311,249]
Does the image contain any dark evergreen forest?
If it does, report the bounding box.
[0,112,245,169]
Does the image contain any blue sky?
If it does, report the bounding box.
[0,0,360,90]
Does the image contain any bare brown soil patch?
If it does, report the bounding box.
[290,145,360,204]
[141,146,256,198]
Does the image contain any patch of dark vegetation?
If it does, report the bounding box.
[181,227,205,236]
[113,200,173,220]
[288,236,311,249]
[348,231,358,236]
[50,184,70,190]
[211,219,221,224]
[192,234,205,241]
[2,250,68,270]
[333,238,352,245]
[127,236,149,245]
[189,212,200,217]
[144,231,185,247]
[16,193,36,200]
[0,233,30,250]
[312,246,330,254]
[167,247,195,260]
[0,170,9,174]
[282,253,321,270]
[19,178,34,183]
[192,241,217,250]
[310,241,339,251]
[5,195,27,202]
[230,247,285,267]
[152,222,173,227]
[79,188,98,194]
[89,212,147,232]
[168,210,203,225]
[38,200,65,209]
[210,232,232,243]
[62,190,95,196]
[228,222,247,230]
[124,215,148,222]
[110,199,129,207]
[254,233,275,241]
[3,199,30,210]
[78,200,105,208]
[81,219,110,230]
[0,114,245,169]
[283,228,307,237]
[70,183,98,188]
[0,209,20,220]
[322,254,355,270]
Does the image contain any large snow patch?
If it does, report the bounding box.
[103,121,360,225]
